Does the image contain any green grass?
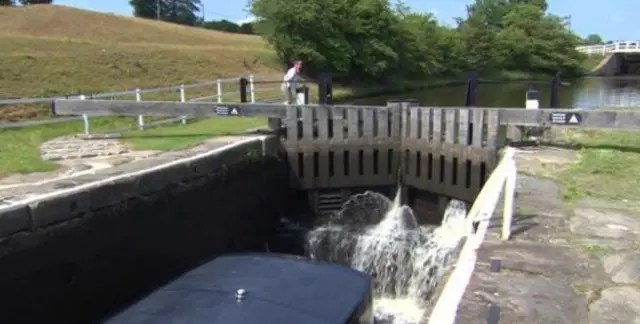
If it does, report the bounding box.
[557,129,640,203]
[0,116,266,177]
[121,117,266,151]
[0,117,134,177]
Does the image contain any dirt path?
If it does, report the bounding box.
[456,146,640,323]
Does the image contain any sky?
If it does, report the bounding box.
[55,0,640,41]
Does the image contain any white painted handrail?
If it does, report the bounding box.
[428,146,516,324]
[0,74,280,131]
[576,41,640,56]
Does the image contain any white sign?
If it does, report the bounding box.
[230,108,238,115]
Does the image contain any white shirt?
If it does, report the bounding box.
[283,67,297,88]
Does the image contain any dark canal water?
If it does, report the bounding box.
[351,76,640,109]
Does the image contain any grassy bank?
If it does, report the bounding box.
[546,129,640,206]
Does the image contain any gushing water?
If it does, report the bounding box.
[306,189,467,323]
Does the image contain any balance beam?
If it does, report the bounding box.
[52,99,289,118]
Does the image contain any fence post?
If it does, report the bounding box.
[179,84,187,124]
[80,94,90,136]
[239,77,249,103]
[249,74,256,103]
[464,71,478,107]
[549,73,560,108]
[318,72,333,104]
[216,79,222,103]
[136,88,144,130]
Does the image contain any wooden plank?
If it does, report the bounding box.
[410,106,420,139]
[419,108,433,191]
[377,107,390,140]
[431,108,443,191]
[362,108,375,178]
[486,110,500,148]
[53,100,287,117]
[443,109,456,196]
[301,107,315,188]
[421,108,431,140]
[332,106,344,141]
[301,106,314,141]
[347,108,360,183]
[390,102,403,174]
[498,109,640,130]
[316,107,330,187]
[331,106,345,186]
[457,109,471,199]
[471,109,484,147]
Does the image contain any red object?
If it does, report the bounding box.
[295,65,300,75]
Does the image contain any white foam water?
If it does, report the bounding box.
[306,189,468,324]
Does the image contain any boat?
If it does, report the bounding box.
[101,253,374,324]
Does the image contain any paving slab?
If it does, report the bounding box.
[454,146,640,324]
[0,134,263,205]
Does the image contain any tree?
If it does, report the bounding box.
[19,0,54,4]
[129,0,202,26]
[584,34,603,45]
[248,0,585,82]
[0,0,14,6]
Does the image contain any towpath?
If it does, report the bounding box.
[456,146,640,323]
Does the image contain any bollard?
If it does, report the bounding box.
[317,72,333,104]
[464,71,478,107]
[525,87,540,110]
[239,77,249,103]
[135,88,144,130]
[296,86,309,105]
[179,85,187,124]
[549,73,560,108]
[79,94,90,136]
[216,79,222,103]
[249,74,256,103]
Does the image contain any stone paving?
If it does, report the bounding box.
[455,147,640,324]
[0,134,260,205]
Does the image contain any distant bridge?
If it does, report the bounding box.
[577,41,640,76]
[576,41,640,56]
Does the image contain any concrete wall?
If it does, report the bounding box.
[592,53,623,76]
[0,136,293,324]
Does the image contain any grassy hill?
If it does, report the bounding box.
[0,4,281,120]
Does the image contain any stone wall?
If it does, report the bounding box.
[0,136,292,324]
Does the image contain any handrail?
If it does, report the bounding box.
[0,77,243,106]
[576,41,640,55]
[428,147,516,324]
[0,75,279,131]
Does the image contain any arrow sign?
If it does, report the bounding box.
[550,112,582,125]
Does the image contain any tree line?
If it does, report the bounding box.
[250,0,589,82]
[128,0,254,34]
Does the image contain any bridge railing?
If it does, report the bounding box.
[576,41,640,55]
[428,146,516,324]
[0,75,282,133]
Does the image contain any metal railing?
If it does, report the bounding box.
[576,41,640,56]
[428,147,517,324]
[0,75,286,133]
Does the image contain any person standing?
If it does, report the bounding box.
[281,60,303,104]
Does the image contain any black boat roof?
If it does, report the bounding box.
[102,253,372,324]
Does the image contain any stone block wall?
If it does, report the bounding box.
[0,136,292,323]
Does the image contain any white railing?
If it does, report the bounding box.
[428,146,516,324]
[0,75,285,133]
[576,41,640,56]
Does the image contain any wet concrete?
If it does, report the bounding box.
[455,147,640,323]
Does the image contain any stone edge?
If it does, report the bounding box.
[0,135,279,240]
